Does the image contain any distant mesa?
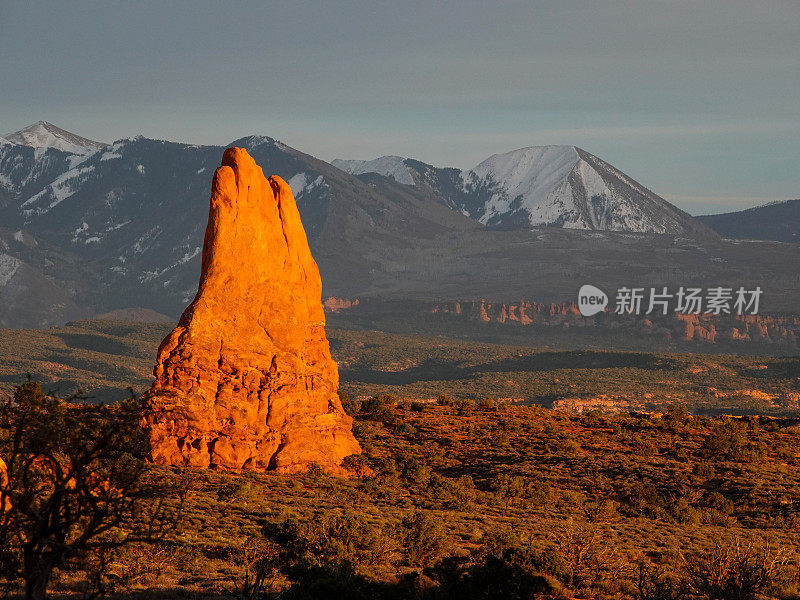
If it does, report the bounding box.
[94,308,173,323]
[143,147,360,473]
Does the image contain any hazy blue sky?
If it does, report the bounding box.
[1,1,798,214]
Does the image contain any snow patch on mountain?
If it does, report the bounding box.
[20,165,95,214]
[287,172,325,199]
[288,173,308,195]
[101,151,122,161]
[239,135,275,151]
[332,156,415,186]
[139,245,201,283]
[0,254,22,286]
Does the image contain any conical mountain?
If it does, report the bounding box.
[333,145,717,237]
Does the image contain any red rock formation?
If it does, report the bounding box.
[0,457,9,512]
[429,299,800,351]
[144,148,360,474]
[552,395,633,414]
[322,297,359,313]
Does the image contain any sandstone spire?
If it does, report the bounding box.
[144,147,360,473]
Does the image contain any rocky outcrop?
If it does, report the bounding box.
[0,457,9,512]
[322,297,359,313]
[428,299,800,351]
[552,395,633,414]
[143,148,360,474]
[432,300,582,325]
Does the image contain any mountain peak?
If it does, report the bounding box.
[331,155,415,186]
[230,135,277,151]
[4,121,107,154]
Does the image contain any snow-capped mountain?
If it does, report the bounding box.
[4,121,107,155]
[0,136,81,204]
[331,156,415,186]
[332,145,715,237]
[0,124,475,325]
[1,121,796,329]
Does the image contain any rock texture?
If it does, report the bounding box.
[0,457,9,512]
[144,148,360,473]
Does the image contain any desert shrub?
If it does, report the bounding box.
[582,410,603,426]
[262,511,400,582]
[395,422,417,436]
[342,453,371,478]
[361,395,397,423]
[426,554,557,600]
[559,438,582,454]
[477,397,496,411]
[400,512,450,568]
[666,498,702,526]
[699,491,735,525]
[694,462,716,479]
[436,394,454,406]
[455,398,475,416]
[528,481,555,509]
[663,404,691,429]
[340,391,362,417]
[489,429,511,447]
[555,519,624,589]
[478,528,571,585]
[217,479,258,503]
[701,422,764,463]
[426,474,475,511]
[681,537,789,600]
[635,560,687,600]
[622,482,665,519]
[583,498,618,523]
[410,401,425,412]
[490,473,526,508]
[227,535,280,600]
[401,457,431,485]
[631,434,658,455]
[306,462,326,479]
[99,542,197,590]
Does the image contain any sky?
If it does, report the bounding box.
[1,1,798,215]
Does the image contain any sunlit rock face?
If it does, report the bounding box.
[144,147,360,474]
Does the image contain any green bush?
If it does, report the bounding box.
[436,394,454,406]
[426,554,557,600]
[360,394,397,423]
[477,397,496,411]
[400,512,450,568]
[455,398,475,416]
[216,479,257,503]
[490,473,526,508]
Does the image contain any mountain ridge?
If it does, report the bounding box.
[332,145,717,237]
[699,199,800,243]
[0,122,798,330]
